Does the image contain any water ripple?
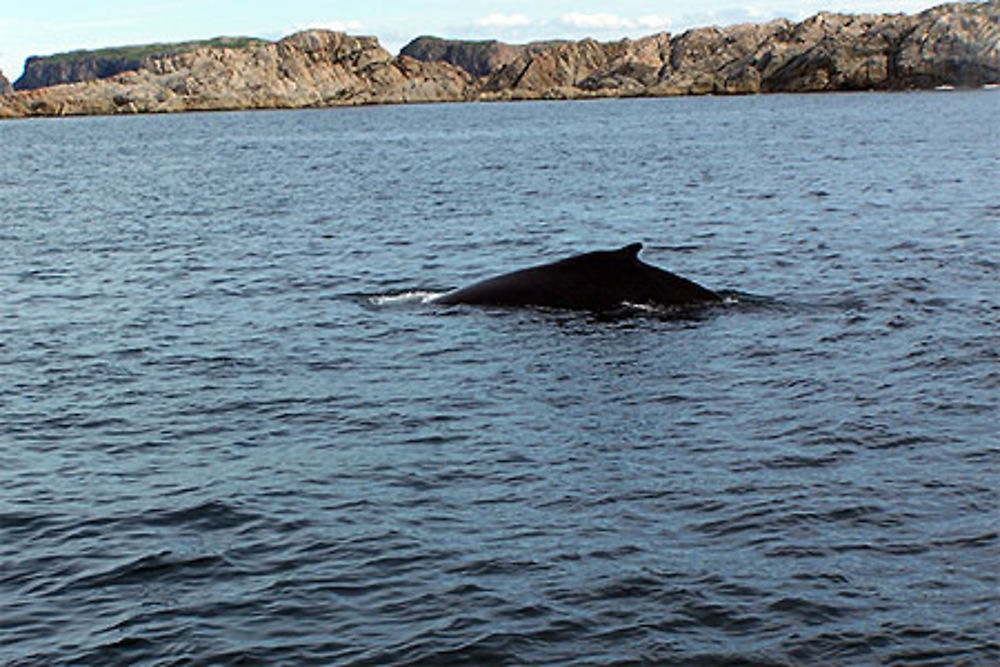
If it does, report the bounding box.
[2,94,998,665]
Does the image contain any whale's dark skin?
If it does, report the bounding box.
[435,243,721,311]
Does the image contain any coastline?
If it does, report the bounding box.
[2,1,997,120]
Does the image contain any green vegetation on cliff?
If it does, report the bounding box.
[40,36,267,64]
[13,36,270,90]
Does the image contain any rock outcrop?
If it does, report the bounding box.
[1,31,472,117]
[463,1,1000,98]
[400,36,565,78]
[1,1,996,119]
[13,37,267,90]
[479,34,673,97]
[0,70,11,96]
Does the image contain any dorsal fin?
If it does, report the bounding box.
[615,242,643,259]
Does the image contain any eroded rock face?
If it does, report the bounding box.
[467,1,999,97]
[15,55,153,91]
[11,37,269,90]
[400,37,563,78]
[1,31,473,117]
[1,2,997,119]
[0,72,18,118]
[479,34,671,96]
[895,1,1000,86]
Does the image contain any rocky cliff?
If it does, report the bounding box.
[0,31,472,117]
[1,1,996,119]
[441,0,1000,98]
[400,36,566,78]
[12,37,268,90]
[0,72,10,96]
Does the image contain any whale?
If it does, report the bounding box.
[434,242,721,312]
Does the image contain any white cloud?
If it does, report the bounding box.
[295,20,364,33]
[637,14,673,29]
[476,13,533,28]
[559,12,672,31]
[561,12,635,30]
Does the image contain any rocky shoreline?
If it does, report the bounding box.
[1,1,997,118]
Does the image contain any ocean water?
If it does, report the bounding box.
[1,92,998,665]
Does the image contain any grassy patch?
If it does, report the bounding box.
[38,37,269,64]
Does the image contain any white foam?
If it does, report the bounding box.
[620,301,662,313]
[369,291,444,306]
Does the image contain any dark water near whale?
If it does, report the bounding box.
[2,92,998,665]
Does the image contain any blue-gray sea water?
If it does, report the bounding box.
[1,92,998,665]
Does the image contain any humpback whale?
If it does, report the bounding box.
[435,243,720,311]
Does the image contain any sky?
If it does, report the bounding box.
[1,0,942,82]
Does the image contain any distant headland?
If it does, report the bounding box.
[1,1,997,118]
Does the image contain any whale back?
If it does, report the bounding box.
[436,243,720,311]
